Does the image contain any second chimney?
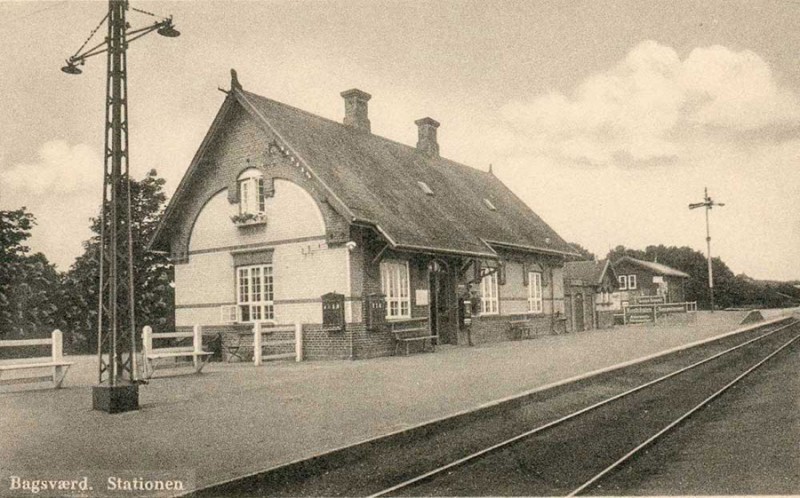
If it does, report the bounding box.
[340,89,372,133]
[415,117,440,158]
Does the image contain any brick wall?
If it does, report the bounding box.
[564,286,597,332]
[460,314,555,345]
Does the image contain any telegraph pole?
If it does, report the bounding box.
[689,187,725,313]
[62,1,180,413]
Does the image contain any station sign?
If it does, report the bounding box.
[635,295,665,305]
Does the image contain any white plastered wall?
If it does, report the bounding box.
[175,179,350,326]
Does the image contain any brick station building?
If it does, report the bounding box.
[150,71,579,360]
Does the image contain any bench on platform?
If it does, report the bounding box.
[141,325,212,379]
[391,318,437,356]
[508,314,544,339]
[0,330,73,389]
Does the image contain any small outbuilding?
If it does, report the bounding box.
[564,259,618,332]
[612,256,690,306]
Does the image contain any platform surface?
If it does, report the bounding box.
[0,309,795,494]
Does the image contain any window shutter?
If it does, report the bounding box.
[523,263,529,286]
[498,261,506,286]
[227,177,240,203]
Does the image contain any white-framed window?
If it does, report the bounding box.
[619,274,637,290]
[237,264,274,322]
[238,170,266,215]
[220,305,238,323]
[380,260,411,319]
[480,271,499,315]
[527,271,543,313]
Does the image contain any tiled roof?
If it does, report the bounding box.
[564,259,612,285]
[235,89,577,258]
[614,256,690,278]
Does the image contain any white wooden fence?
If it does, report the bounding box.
[253,322,303,365]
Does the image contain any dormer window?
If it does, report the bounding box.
[483,198,497,211]
[417,181,434,195]
[238,169,266,215]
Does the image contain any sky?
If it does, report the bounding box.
[0,0,799,280]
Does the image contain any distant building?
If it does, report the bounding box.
[564,259,618,331]
[150,71,580,360]
[612,256,690,305]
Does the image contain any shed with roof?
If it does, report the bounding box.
[612,256,690,306]
[564,259,618,331]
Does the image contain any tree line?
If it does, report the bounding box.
[1,171,798,350]
[0,170,173,351]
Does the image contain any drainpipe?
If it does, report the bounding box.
[349,328,354,361]
[550,266,556,332]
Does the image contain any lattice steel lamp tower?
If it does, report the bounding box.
[689,187,725,314]
[62,0,180,413]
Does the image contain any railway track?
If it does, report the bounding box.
[188,317,799,497]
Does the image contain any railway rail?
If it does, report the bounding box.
[188,317,799,497]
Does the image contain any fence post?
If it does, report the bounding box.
[295,323,303,362]
[51,329,64,388]
[141,326,153,378]
[142,326,153,355]
[253,322,262,366]
[193,324,203,371]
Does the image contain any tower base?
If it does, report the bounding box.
[92,384,139,414]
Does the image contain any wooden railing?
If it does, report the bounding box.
[624,301,698,324]
[253,322,302,365]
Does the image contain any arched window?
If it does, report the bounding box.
[237,169,265,215]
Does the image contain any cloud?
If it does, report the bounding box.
[498,40,800,168]
[680,46,800,130]
[0,140,102,270]
[1,140,102,195]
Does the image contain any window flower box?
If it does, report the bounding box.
[231,213,267,227]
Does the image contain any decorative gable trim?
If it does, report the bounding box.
[150,94,239,251]
[233,88,357,224]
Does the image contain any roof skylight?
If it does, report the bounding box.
[483,198,497,211]
[417,181,434,195]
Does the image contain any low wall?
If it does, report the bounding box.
[462,314,562,346]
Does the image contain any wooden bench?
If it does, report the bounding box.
[0,330,73,389]
[391,319,437,356]
[141,325,213,379]
[509,317,537,339]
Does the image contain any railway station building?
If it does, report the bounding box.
[150,71,580,360]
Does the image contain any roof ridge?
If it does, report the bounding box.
[241,89,494,178]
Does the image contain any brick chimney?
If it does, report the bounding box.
[414,117,440,158]
[340,89,371,133]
